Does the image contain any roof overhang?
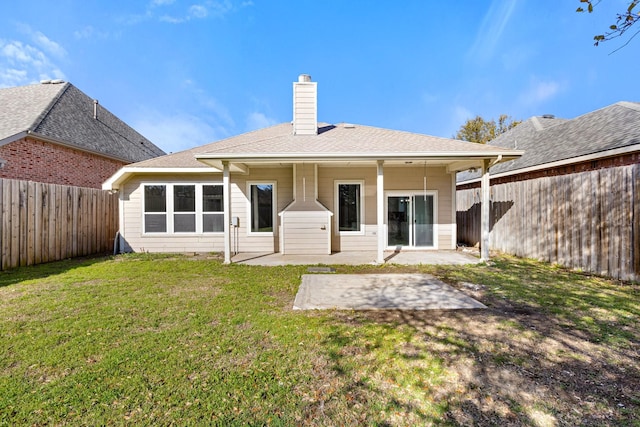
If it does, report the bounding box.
[456,144,640,186]
[0,131,28,147]
[102,167,218,190]
[0,130,134,164]
[196,151,523,171]
[103,149,524,191]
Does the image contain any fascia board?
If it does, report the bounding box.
[102,167,218,190]
[0,131,27,147]
[456,144,640,186]
[195,151,524,163]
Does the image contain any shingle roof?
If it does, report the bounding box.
[457,101,640,182]
[131,122,522,168]
[0,81,165,162]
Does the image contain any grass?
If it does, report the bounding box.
[1,253,639,426]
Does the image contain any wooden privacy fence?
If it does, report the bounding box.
[1,178,119,271]
[457,164,640,282]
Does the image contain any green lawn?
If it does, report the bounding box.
[1,253,639,426]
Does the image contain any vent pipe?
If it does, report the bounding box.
[93,100,99,120]
[292,74,317,135]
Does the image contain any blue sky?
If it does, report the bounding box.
[0,1,637,153]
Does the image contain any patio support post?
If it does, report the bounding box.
[223,161,231,264]
[377,160,385,264]
[480,158,491,261]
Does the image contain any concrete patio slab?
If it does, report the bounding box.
[232,250,480,266]
[293,273,486,310]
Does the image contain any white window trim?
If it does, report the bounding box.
[334,180,365,236]
[246,181,277,236]
[142,182,224,235]
[384,190,439,249]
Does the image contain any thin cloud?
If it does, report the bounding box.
[453,105,474,126]
[246,112,277,131]
[154,0,233,24]
[181,79,236,128]
[518,78,563,107]
[0,36,66,87]
[0,68,27,87]
[17,24,67,59]
[130,79,236,152]
[73,25,111,40]
[130,109,227,153]
[189,5,209,19]
[468,0,517,64]
[32,31,67,58]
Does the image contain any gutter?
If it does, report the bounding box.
[195,150,524,163]
[102,167,216,190]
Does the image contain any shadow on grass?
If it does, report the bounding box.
[0,254,113,289]
[318,257,640,426]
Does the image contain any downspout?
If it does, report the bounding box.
[376,160,385,264]
[480,158,492,261]
[223,161,231,264]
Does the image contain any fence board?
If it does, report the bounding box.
[457,164,638,281]
[0,180,4,270]
[0,178,118,270]
[0,180,5,270]
[26,182,35,266]
[633,164,640,280]
[10,180,19,267]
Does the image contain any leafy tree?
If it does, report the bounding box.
[454,114,521,144]
[577,0,640,47]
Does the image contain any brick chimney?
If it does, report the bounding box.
[292,74,317,135]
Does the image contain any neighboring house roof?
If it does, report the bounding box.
[104,121,523,189]
[458,101,640,183]
[0,81,165,163]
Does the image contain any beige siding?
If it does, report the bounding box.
[120,173,224,253]
[292,82,317,135]
[318,166,375,252]
[120,167,293,253]
[279,211,331,254]
[118,164,457,254]
[318,165,455,251]
[230,167,293,253]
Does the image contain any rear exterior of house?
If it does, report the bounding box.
[105,75,522,262]
[112,163,457,255]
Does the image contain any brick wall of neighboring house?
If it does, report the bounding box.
[457,151,640,190]
[0,137,127,188]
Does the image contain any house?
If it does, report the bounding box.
[456,102,640,280]
[103,74,522,263]
[0,80,165,188]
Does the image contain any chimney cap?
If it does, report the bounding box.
[298,74,312,82]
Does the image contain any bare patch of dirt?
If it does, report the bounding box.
[355,290,640,426]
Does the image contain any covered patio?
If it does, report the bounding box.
[231,249,481,266]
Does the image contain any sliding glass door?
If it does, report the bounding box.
[386,194,435,248]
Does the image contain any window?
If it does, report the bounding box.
[336,181,363,233]
[143,183,224,234]
[249,183,275,233]
[202,185,224,232]
[173,185,196,232]
[144,185,167,233]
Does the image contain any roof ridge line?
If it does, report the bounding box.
[28,82,70,132]
[617,101,640,112]
[531,116,544,131]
